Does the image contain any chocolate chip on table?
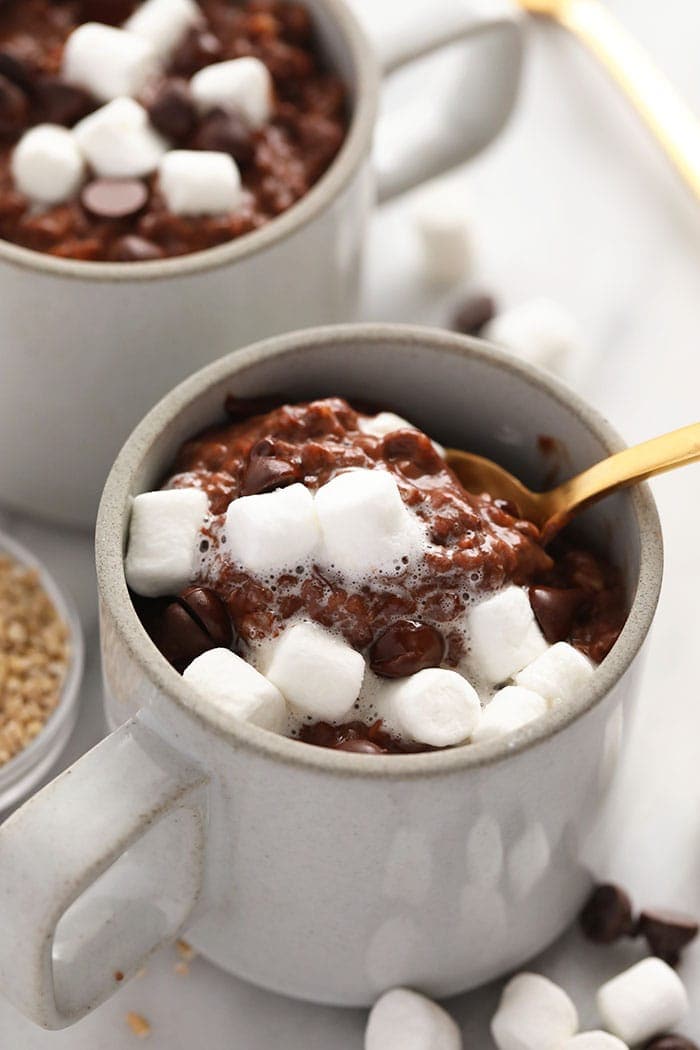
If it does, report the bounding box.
[637,910,699,966]
[579,883,636,943]
[81,179,149,219]
[146,78,197,141]
[171,28,223,77]
[369,620,445,679]
[0,74,28,137]
[34,78,93,126]
[645,1037,699,1050]
[109,235,164,262]
[452,293,497,337]
[178,586,233,649]
[529,586,586,644]
[192,110,254,166]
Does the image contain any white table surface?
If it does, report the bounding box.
[3,0,700,1044]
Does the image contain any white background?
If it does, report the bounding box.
[2,0,700,1044]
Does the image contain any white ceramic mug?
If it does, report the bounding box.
[0,325,662,1029]
[0,0,522,528]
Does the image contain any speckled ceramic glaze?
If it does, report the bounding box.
[0,325,662,1029]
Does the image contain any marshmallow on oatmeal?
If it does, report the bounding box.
[11,125,85,205]
[596,958,689,1046]
[484,299,584,378]
[190,57,273,129]
[366,988,462,1050]
[125,488,208,597]
[183,648,286,733]
[63,23,160,103]
[124,0,202,60]
[315,468,426,578]
[225,483,320,575]
[382,668,481,748]
[158,150,243,215]
[514,642,594,703]
[491,972,578,1050]
[468,586,548,685]
[471,685,547,744]
[263,620,365,722]
[74,98,168,178]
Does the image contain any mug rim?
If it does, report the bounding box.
[96,323,664,778]
[0,0,378,285]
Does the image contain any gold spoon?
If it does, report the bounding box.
[515,0,700,201]
[445,421,700,540]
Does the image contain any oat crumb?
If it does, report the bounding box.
[126,1012,151,1038]
[174,961,190,976]
[175,939,196,962]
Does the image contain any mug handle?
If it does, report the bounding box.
[0,716,208,1029]
[367,0,524,201]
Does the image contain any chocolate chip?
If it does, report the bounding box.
[0,44,37,92]
[82,179,149,219]
[79,0,134,24]
[529,586,586,644]
[382,430,442,473]
[452,293,496,336]
[109,235,164,262]
[335,739,386,754]
[0,74,28,137]
[369,620,444,679]
[154,601,217,671]
[192,109,254,165]
[579,883,635,943]
[645,1038,699,1050]
[35,77,94,126]
[147,78,197,141]
[494,497,521,518]
[171,28,223,77]
[178,586,233,648]
[241,439,298,496]
[637,909,699,966]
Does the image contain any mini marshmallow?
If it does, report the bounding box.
[74,97,167,178]
[471,686,547,744]
[225,483,319,576]
[384,668,481,748]
[11,125,85,205]
[468,586,548,685]
[596,957,689,1046]
[483,299,584,378]
[190,57,273,129]
[183,648,286,733]
[561,1035,628,1050]
[358,412,445,458]
[365,988,462,1050]
[125,488,208,598]
[63,22,160,103]
[264,620,365,722]
[315,468,426,578]
[514,642,594,703]
[491,972,578,1050]
[158,149,243,216]
[413,183,475,285]
[124,0,202,59]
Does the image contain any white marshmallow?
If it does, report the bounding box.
[263,621,365,722]
[74,97,168,178]
[514,642,594,703]
[124,0,202,59]
[491,972,578,1050]
[413,183,475,285]
[225,483,319,576]
[471,686,547,744]
[484,299,584,378]
[183,648,286,734]
[158,149,243,216]
[11,125,85,205]
[468,586,548,685]
[125,488,208,598]
[596,958,689,1046]
[63,23,160,103]
[365,988,462,1050]
[358,412,445,458]
[315,468,426,578]
[561,1035,628,1050]
[190,57,273,129]
[383,668,481,748]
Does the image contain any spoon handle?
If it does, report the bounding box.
[544,421,700,518]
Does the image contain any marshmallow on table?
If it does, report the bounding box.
[468,586,548,685]
[483,299,584,378]
[315,468,426,578]
[124,0,202,59]
[159,149,243,216]
[125,487,208,598]
[365,988,462,1050]
[471,685,547,744]
[514,642,594,703]
[74,98,167,178]
[383,668,481,748]
[561,1035,628,1050]
[412,183,475,286]
[491,972,578,1050]
[63,23,160,103]
[264,620,365,722]
[596,957,689,1046]
[225,483,319,576]
[183,648,286,733]
[191,57,273,129]
[11,125,85,205]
